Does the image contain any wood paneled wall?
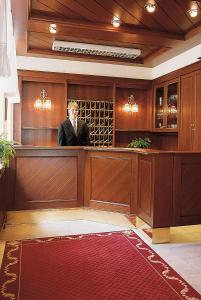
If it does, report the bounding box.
[15,60,201,150]
[20,81,66,146]
[115,88,152,131]
[15,70,152,148]
[68,84,113,101]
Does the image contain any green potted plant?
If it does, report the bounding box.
[0,135,15,176]
[127,137,151,149]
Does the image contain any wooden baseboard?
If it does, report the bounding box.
[89,200,130,214]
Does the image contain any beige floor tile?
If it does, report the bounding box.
[6,208,134,228]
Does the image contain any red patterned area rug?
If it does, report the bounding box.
[0,231,200,300]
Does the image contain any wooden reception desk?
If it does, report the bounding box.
[3,146,201,235]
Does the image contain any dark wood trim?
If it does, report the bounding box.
[28,17,184,48]
[17,70,152,89]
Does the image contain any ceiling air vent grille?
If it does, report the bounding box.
[52,41,141,59]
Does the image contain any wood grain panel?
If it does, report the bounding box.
[179,72,195,150]
[152,133,178,150]
[21,129,58,146]
[13,103,21,144]
[68,84,113,101]
[138,156,153,224]
[21,80,66,146]
[84,150,138,214]
[115,131,152,148]
[90,156,131,204]
[33,0,81,19]
[13,0,201,65]
[153,155,173,228]
[194,70,201,150]
[115,0,162,30]
[0,172,7,229]
[137,154,173,228]
[15,156,77,209]
[22,81,66,128]
[173,155,201,225]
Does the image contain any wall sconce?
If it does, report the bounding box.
[34,89,52,110]
[123,94,138,113]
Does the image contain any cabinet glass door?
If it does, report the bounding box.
[155,87,164,129]
[167,82,178,129]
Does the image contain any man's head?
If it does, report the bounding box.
[68,101,79,120]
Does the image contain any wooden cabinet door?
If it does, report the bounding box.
[194,70,201,150]
[179,72,195,150]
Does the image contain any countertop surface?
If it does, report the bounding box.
[13,145,201,155]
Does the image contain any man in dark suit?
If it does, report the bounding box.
[58,101,90,146]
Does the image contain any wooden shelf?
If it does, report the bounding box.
[68,99,113,147]
[115,129,152,132]
[22,127,58,130]
[153,129,178,133]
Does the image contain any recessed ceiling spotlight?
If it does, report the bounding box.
[144,2,156,13]
[188,1,199,17]
[188,7,198,17]
[111,16,121,28]
[49,24,57,33]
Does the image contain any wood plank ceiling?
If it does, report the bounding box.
[12,0,201,66]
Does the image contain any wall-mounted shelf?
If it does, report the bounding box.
[22,127,58,130]
[115,129,152,132]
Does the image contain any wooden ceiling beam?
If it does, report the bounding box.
[28,17,185,48]
[185,23,201,40]
[143,47,171,65]
[29,14,184,41]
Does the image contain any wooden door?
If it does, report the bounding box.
[179,72,195,150]
[194,70,201,150]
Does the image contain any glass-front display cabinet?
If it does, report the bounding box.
[154,79,179,131]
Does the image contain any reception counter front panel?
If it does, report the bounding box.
[6,147,84,210]
[84,150,138,213]
[3,146,201,229]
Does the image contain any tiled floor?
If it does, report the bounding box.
[0,208,201,294]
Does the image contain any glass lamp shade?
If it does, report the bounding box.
[34,99,43,109]
[124,103,131,112]
[44,99,52,110]
[132,103,139,112]
[123,95,139,113]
